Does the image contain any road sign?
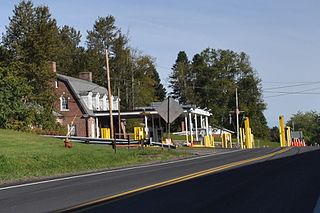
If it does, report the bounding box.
[156,97,184,124]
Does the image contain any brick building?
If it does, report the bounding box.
[51,62,119,137]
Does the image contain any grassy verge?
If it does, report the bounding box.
[254,139,280,148]
[0,129,190,184]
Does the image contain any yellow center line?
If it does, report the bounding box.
[61,147,291,212]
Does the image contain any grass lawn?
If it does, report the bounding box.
[254,139,280,148]
[0,129,190,184]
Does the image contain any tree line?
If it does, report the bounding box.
[0,1,166,132]
[169,50,269,138]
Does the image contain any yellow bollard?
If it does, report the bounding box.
[134,127,144,140]
[222,134,226,148]
[222,133,232,148]
[244,117,253,149]
[210,134,215,148]
[279,115,286,147]
[204,135,214,148]
[286,127,292,147]
[101,128,110,139]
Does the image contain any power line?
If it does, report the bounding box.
[263,81,320,90]
[264,86,320,98]
[263,81,320,84]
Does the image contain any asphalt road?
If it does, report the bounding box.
[0,147,319,212]
[71,147,320,213]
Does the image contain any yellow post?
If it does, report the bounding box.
[251,133,254,148]
[279,115,286,147]
[222,133,226,148]
[244,117,251,149]
[134,127,144,140]
[222,133,232,148]
[239,128,244,149]
[185,134,189,145]
[210,134,215,148]
[204,135,211,147]
[101,128,110,139]
[228,133,232,148]
[286,127,292,147]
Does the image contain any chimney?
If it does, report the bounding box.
[49,61,56,73]
[79,72,92,82]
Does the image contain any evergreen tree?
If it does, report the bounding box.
[169,51,192,104]
[152,68,166,101]
[56,25,86,77]
[2,0,60,130]
[110,32,133,109]
[86,16,166,109]
[133,55,165,106]
[86,15,119,86]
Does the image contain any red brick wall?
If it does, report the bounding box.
[53,79,88,137]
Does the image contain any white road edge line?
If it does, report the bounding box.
[0,149,245,191]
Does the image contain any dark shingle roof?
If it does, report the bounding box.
[57,74,108,116]
[57,74,107,95]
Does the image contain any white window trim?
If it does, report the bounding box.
[67,124,77,136]
[60,96,70,111]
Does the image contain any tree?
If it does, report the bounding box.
[133,55,165,106]
[0,45,13,64]
[86,16,166,109]
[3,1,61,64]
[109,32,133,109]
[237,72,268,137]
[170,48,269,138]
[269,126,280,142]
[56,25,86,77]
[0,62,33,130]
[87,17,134,108]
[1,1,59,130]
[287,111,320,145]
[169,51,192,104]
[152,68,166,101]
[86,15,119,87]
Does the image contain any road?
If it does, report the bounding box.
[0,147,319,212]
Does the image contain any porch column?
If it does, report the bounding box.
[144,114,149,139]
[188,113,193,143]
[200,115,204,128]
[194,114,198,141]
[205,116,209,136]
[88,117,95,138]
[184,114,189,143]
[96,117,100,138]
[151,115,155,143]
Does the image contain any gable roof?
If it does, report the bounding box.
[57,74,108,116]
[57,74,107,96]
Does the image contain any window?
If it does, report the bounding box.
[61,96,69,111]
[68,124,77,136]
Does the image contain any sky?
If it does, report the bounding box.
[1,0,320,127]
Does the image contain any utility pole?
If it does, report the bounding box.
[236,88,240,148]
[118,87,121,139]
[106,49,114,139]
[131,68,135,109]
[167,96,171,140]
